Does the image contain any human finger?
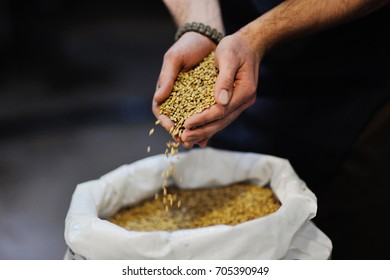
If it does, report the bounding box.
[214,46,239,106]
[181,98,253,147]
[153,52,182,104]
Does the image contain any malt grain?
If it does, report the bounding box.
[108,183,281,231]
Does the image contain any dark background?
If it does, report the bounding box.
[0,0,175,259]
[1,1,389,260]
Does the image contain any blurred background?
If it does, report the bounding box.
[0,0,176,259]
[1,0,389,260]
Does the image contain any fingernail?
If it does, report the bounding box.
[219,89,229,105]
[184,142,192,149]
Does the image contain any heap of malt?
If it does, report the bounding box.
[108,183,281,231]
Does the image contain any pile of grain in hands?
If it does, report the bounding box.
[159,51,218,138]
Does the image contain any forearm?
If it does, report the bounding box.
[240,0,389,54]
[162,0,224,32]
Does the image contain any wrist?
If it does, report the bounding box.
[175,22,224,45]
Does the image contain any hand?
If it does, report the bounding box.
[152,32,216,142]
[180,31,263,148]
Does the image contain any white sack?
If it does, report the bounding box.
[64,147,332,259]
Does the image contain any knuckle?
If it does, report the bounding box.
[247,84,257,96]
[217,105,227,119]
[163,50,175,61]
[247,95,257,107]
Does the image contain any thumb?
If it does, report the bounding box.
[214,52,237,106]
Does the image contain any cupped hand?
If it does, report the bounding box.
[180,31,263,148]
[152,32,216,142]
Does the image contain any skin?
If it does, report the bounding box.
[153,0,389,148]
